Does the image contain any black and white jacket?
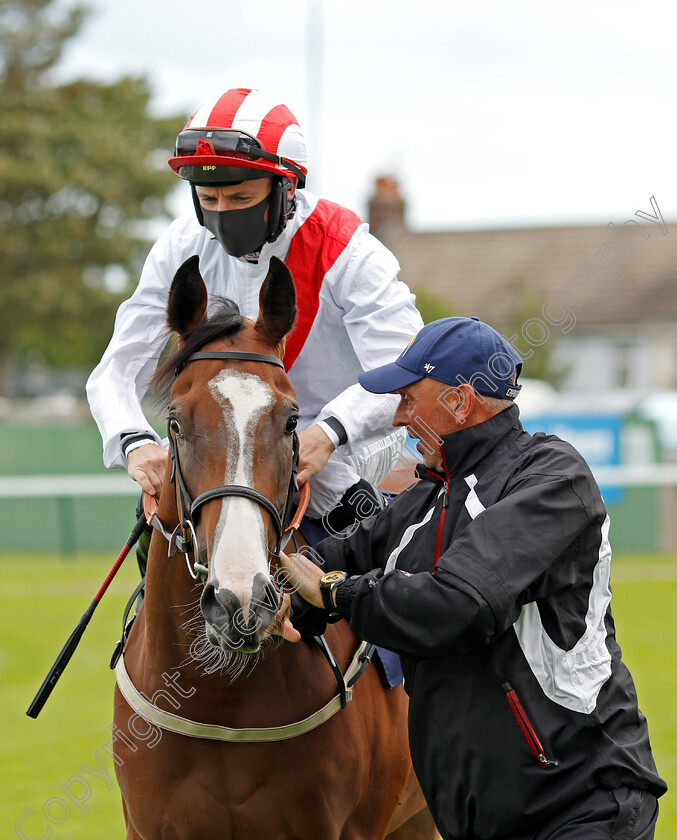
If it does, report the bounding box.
[320,404,666,839]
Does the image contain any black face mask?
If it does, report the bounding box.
[202,194,271,257]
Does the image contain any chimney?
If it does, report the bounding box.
[368,175,406,243]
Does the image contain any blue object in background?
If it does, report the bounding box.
[521,414,623,504]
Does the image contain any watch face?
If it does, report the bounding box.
[321,570,346,584]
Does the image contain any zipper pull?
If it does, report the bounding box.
[502,682,559,770]
[442,482,449,508]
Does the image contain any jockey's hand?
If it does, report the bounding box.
[269,591,302,643]
[127,444,168,498]
[297,424,336,486]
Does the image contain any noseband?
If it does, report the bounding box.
[162,350,300,579]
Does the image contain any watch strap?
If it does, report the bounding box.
[319,571,347,612]
[320,581,335,612]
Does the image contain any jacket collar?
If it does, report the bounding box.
[416,403,522,484]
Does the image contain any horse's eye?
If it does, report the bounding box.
[169,417,184,440]
[285,414,298,435]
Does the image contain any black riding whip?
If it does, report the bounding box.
[26,511,147,719]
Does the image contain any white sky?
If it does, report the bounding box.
[55,0,677,231]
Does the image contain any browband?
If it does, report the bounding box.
[186,351,284,369]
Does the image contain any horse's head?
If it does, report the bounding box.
[158,255,298,654]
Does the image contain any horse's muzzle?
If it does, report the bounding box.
[200,573,280,653]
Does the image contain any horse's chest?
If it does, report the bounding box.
[120,733,351,839]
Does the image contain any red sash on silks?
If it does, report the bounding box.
[283,200,362,372]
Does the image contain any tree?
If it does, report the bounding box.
[497,273,568,387]
[413,286,457,325]
[0,0,183,382]
[412,276,565,386]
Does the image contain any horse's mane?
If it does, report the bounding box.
[154,297,245,391]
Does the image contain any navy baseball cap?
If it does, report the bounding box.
[358,317,522,400]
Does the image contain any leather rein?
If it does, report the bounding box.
[145,350,308,580]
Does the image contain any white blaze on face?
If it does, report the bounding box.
[208,370,274,607]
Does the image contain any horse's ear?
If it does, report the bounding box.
[167,255,208,340]
[255,256,297,347]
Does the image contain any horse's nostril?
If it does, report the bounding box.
[200,575,279,653]
[251,573,280,614]
[215,587,241,615]
[201,581,240,623]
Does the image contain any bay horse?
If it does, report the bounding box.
[112,255,436,839]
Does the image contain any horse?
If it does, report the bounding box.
[112,255,436,840]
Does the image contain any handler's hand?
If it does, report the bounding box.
[268,592,301,644]
[127,444,168,498]
[297,424,335,487]
[277,550,324,609]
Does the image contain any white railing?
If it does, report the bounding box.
[1,466,677,500]
[0,474,138,498]
[0,467,675,554]
[590,464,677,487]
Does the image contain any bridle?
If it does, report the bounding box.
[118,355,377,744]
[147,350,305,580]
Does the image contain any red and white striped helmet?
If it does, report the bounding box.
[168,88,307,186]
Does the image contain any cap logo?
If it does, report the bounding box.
[423,363,435,373]
[402,332,418,355]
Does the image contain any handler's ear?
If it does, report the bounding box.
[167,255,208,340]
[437,383,477,426]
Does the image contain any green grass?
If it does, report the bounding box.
[1,553,137,839]
[608,553,677,836]
[1,553,675,839]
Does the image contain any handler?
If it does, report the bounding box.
[277,316,667,840]
[86,87,423,524]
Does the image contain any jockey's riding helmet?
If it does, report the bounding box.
[169,88,307,250]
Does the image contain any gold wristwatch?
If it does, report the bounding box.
[319,570,347,612]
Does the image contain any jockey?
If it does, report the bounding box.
[86,87,423,539]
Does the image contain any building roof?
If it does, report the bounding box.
[383,221,677,331]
